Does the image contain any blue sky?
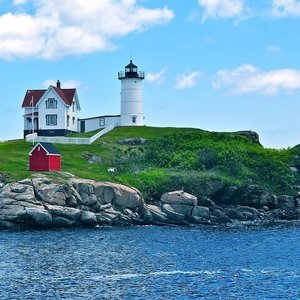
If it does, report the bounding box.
[1,0,300,148]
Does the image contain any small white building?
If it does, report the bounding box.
[22,81,80,137]
[22,61,145,137]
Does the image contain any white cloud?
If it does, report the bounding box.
[0,0,174,60]
[42,79,80,88]
[198,0,244,20]
[212,64,300,95]
[13,0,30,4]
[175,71,201,90]
[146,68,166,84]
[267,44,282,55]
[272,0,300,17]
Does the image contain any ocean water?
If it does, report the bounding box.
[0,224,300,299]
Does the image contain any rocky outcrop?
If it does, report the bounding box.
[0,176,145,230]
[1,175,300,230]
[118,138,147,145]
[234,130,260,144]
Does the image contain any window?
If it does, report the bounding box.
[72,117,75,125]
[72,102,75,112]
[99,117,105,127]
[46,98,57,109]
[46,114,57,126]
[132,116,136,124]
[67,115,70,127]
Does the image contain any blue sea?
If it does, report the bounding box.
[1,224,300,299]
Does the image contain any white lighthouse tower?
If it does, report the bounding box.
[118,60,145,126]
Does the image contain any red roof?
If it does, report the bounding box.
[22,86,76,107]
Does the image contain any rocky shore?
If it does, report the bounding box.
[1,174,300,230]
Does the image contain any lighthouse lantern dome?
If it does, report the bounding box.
[118,60,144,80]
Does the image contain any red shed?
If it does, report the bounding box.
[29,142,61,171]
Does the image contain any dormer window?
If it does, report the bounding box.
[46,98,57,109]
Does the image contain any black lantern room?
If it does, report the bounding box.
[118,60,145,80]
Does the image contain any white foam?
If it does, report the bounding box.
[95,270,221,281]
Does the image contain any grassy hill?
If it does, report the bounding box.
[1,126,299,200]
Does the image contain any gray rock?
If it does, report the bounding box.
[211,209,231,224]
[45,205,81,221]
[161,190,197,206]
[80,211,97,226]
[100,203,112,211]
[82,154,102,164]
[190,206,210,219]
[168,204,191,216]
[80,192,98,206]
[11,184,27,194]
[140,207,153,222]
[234,130,260,144]
[66,195,78,207]
[277,195,295,210]
[162,204,185,222]
[118,138,146,145]
[18,179,32,186]
[0,221,25,230]
[103,186,115,204]
[96,214,113,225]
[0,204,26,221]
[112,184,143,211]
[33,181,67,206]
[25,207,52,227]
[52,216,76,227]
[100,212,118,222]
[146,205,169,223]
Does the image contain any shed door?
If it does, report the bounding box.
[80,121,85,133]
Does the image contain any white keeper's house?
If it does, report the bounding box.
[22,60,145,138]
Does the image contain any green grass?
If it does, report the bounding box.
[0,126,298,199]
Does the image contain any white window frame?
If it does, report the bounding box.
[46,98,57,109]
[46,114,57,126]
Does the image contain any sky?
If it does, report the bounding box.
[1,0,300,149]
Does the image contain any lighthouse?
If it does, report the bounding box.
[118,60,145,126]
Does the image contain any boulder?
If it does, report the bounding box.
[277,195,295,210]
[168,204,191,216]
[190,206,210,220]
[80,211,97,226]
[45,204,81,221]
[32,179,67,206]
[234,130,260,144]
[118,138,147,145]
[162,204,185,222]
[211,209,231,224]
[161,190,197,206]
[0,203,26,221]
[25,207,52,227]
[53,216,76,228]
[112,184,143,211]
[146,205,169,223]
[140,207,153,222]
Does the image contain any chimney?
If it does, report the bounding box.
[57,80,61,89]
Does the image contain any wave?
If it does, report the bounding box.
[95,269,222,281]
